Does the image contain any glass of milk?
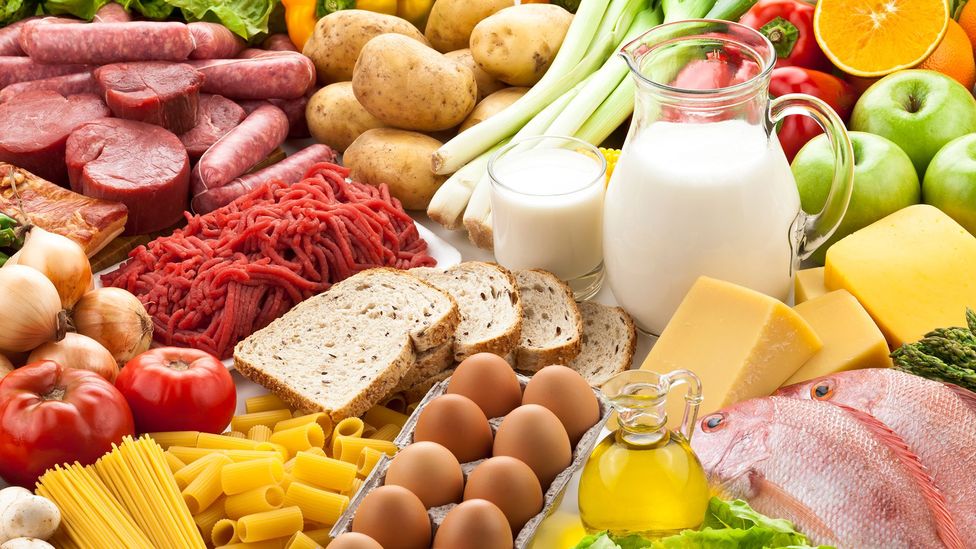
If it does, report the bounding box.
[489,135,607,300]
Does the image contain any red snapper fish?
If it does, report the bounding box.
[691,396,963,549]
[776,368,976,542]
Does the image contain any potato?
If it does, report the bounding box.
[344,129,447,210]
[471,4,573,86]
[306,82,385,152]
[353,34,477,132]
[444,49,507,102]
[459,87,529,132]
[424,0,513,53]
[303,10,427,84]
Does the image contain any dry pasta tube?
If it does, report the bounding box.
[292,452,356,492]
[380,393,408,413]
[222,458,285,496]
[285,531,323,549]
[225,485,285,520]
[273,412,333,437]
[150,431,201,449]
[302,529,331,546]
[282,483,349,526]
[183,458,227,514]
[237,506,304,543]
[331,417,364,445]
[406,402,420,415]
[169,447,280,463]
[246,394,288,414]
[216,540,286,549]
[231,409,293,434]
[270,423,325,457]
[212,519,240,546]
[341,477,364,499]
[356,447,385,478]
[193,497,226,542]
[165,451,187,474]
[281,473,295,492]
[304,447,327,458]
[361,424,377,438]
[255,442,290,462]
[226,431,248,439]
[248,425,273,442]
[369,424,400,442]
[364,406,409,429]
[175,453,233,490]
[199,433,263,450]
[335,437,397,464]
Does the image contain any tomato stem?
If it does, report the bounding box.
[167,360,191,371]
[42,386,66,401]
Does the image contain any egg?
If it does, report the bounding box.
[351,485,431,549]
[447,353,522,418]
[522,365,600,445]
[463,456,543,532]
[328,532,384,549]
[414,394,493,462]
[432,499,513,549]
[386,441,464,508]
[492,404,571,489]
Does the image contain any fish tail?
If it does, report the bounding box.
[943,382,976,415]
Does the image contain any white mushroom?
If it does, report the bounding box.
[0,538,55,549]
[0,496,59,542]
[0,489,31,517]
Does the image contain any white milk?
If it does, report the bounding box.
[490,147,605,280]
[604,119,800,334]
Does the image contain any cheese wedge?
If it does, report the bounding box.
[794,267,827,305]
[784,290,891,386]
[824,205,976,348]
[643,276,822,419]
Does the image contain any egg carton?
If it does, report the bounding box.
[330,373,611,547]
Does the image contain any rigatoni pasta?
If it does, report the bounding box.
[248,425,273,442]
[270,423,326,456]
[334,436,397,463]
[364,405,409,429]
[175,453,233,490]
[222,458,284,495]
[225,485,286,520]
[369,424,400,442]
[273,412,333,436]
[237,506,304,542]
[150,431,201,449]
[286,531,324,549]
[198,433,264,450]
[356,447,386,478]
[292,452,356,492]
[183,458,226,514]
[246,394,288,414]
[165,451,187,474]
[283,482,349,526]
[193,498,226,542]
[212,518,240,546]
[231,409,293,433]
[169,446,281,464]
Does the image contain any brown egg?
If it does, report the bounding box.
[351,485,431,549]
[329,532,384,549]
[447,352,522,418]
[522,365,600,445]
[414,394,493,462]
[386,441,464,508]
[492,404,571,489]
[463,456,543,532]
[432,499,514,549]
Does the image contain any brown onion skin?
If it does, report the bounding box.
[72,288,153,365]
[28,333,119,383]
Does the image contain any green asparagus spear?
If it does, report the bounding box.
[892,309,976,391]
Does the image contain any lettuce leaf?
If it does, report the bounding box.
[1,0,38,25]
[167,0,275,39]
[39,0,107,19]
[117,0,173,19]
[703,499,805,535]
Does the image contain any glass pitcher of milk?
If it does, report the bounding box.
[604,20,854,334]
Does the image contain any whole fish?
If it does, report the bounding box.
[776,368,976,542]
[691,396,963,549]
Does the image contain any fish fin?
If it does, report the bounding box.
[746,472,839,546]
[944,382,976,415]
[834,403,965,549]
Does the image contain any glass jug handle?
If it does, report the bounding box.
[660,369,702,441]
[768,93,855,260]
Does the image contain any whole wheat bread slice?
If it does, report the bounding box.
[233,268,459,422]
[513,269,582,372]
[403,368,455,403]
[393,341,454,393]
[568,302,637,386]
[411,262,522,362]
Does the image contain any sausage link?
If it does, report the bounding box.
[0,17,80,56]
[20,21,195,65]
[238,94,312,139]
[189,53,316,99]
[188,22,246,60]
[0,72,98,103]
[262,34,299,52]
[0,57,90,89]
[93,3,132,23]
[190,104,290,197]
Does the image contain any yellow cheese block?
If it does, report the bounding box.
[824,205,976,348]
[642,276,822,420]
[783,290,891,386]
[794,267,827,305]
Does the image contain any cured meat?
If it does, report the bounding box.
[66,118,190,235]
[19,21,195,65]
[0,57,90,89]
[102,163,436,358]
[93,3,131,23]
[179,94,246,158]
[189,53,316,99]
[0,91,110,185]
[191,144,338,213]
[0,163,127,256]
[188,22,246,60]
[0,72,98,103]
[95,62,204,134]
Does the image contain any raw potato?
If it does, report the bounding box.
[444,49,507,102]
[0,496,59,543]
[344,128,447,210]
[303,10,428,84]
[353,34,477,132]
[460,87,529,132]
[424,0,513,53]
[471,4,574,86]
[306,82,385,152]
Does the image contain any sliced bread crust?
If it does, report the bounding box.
[394,340,454,393]
[569,302,637,386]
[513,269,582,372]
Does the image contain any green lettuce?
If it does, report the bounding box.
[1,0,38,25]
[117,0,173,19]
[168,0,276,39]
[41,0,107,19]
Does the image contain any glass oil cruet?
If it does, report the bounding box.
[578,369,709,538]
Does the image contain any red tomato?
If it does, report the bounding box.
[0,361,134,487]
[115,347,236,434]
[769,67,855,162]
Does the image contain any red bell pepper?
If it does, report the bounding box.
[740,0,831,71]
[0,361,135,487]
[770,67,855,162]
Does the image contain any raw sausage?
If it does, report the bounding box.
[0,19,29,56]
[188,22,246,60]
[192,144,338,213]
[179,94,246,158]
[190,104,289,197]
[19,22,195,65]
[0,72,98,103]
[262,34,299,52]
[95,62,204,134]
[239,93,312,139]
[93,3,131,23]
[0,57,91,91]
[189,53,316,99]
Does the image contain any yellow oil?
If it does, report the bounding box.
[528,510,587,549]
[577,430,710,538]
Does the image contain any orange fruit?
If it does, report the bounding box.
[814,0,950,77]
[918,19,976,89]
[960,0,976,52]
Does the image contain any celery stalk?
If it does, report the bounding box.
[574,78,636,145]
[426,141,507,229]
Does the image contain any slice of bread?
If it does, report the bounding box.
[513,269,582,372]
[411,262,522,362]
[403,368,454,403]
[569,302,637,386]
[234,268,459,421]
[393,341,454,393]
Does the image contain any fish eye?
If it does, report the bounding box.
[701,413,726,432]
[811,379,836,400]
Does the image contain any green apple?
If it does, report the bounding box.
[850,70,976,176]
[792,131,920,265]
[923,133,976,235]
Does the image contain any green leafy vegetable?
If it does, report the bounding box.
[42,0,108,20]
[2,0,38,25]
[117,0,173,19]
[892,309,976,391]
[168,0,276,39]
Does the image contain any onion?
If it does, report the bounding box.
[0,265,67,353]
[0,354,13,378]
[16,228,91,309]
[72,288,152,364]
[28,332,119,383]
